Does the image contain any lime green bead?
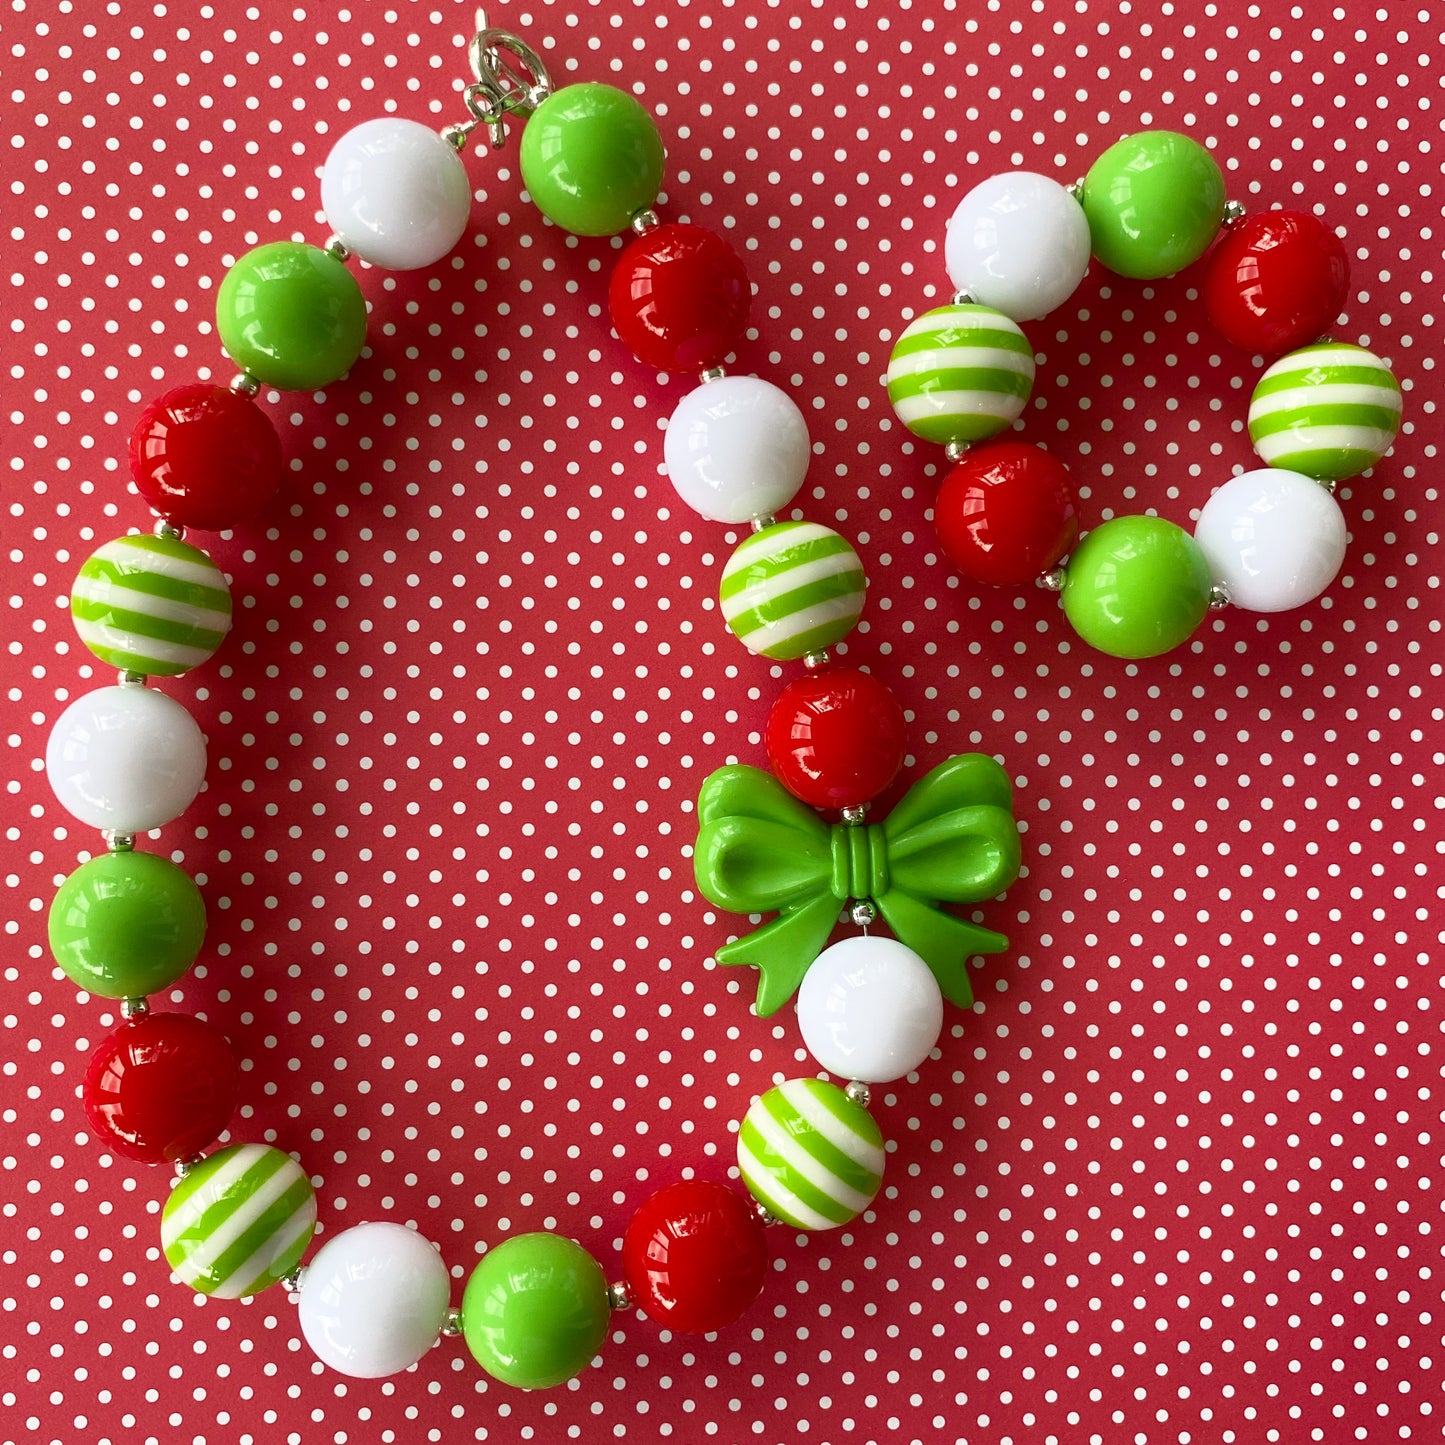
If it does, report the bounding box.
[48,851,206,998]
[460,1233,611,1389]
[1080,131,1226,279]
[519,83,665,236]
[1060,515,1212,659]
[216,242,367,390]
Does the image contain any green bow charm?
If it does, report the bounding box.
[693,753,1022,1015]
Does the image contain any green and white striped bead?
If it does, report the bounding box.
[71,532,232,677]
[737,1077,885,1231]
[161,1143,317,1299]
[885,302,1036,446]
[1247,342,1403,482]
[719,521,866,660]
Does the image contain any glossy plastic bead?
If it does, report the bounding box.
[737,1078,885,1231]
[216,242,367,391]
[621,1181,767,1334]
[49,850,206,999]
[663,375,810,523]
[1193,467,1347,613]
[1204,210,1350,355]
[934,440,1080,587]
[764,667,906,811]
[320,118,472,270]
[1060,516,1213,659]
[298,1222,453,1378]
[460,1233,611,1389]
[609,222,750,372]
[162,1143,317,1298]
[886,303,1035,447]
[82,1014,237,1164]
[795,936,945,1083]
[944,171,1091,321]
[720,521,866,661]
[1247,342,1402,482]
[71,532,232,677]
[518,83,665,236]
[1079,131,1226,279]
[129,384,283,530]
[46,685,207,832]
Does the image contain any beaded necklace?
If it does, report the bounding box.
[31,5,1398,1404]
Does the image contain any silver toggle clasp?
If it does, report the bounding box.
[456,8,552,151]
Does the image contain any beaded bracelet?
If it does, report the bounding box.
[883,138,1404,659]
[42,22,1023,1388]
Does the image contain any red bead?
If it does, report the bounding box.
[765,667,907,811]
[622,1180,767,1334]
[1203,210,1350,355]
[129,383,284,530]
[608,222,750,372]
[934,440,1079,588]
[81,1013,238,1164]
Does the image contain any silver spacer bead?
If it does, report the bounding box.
[153,518,185,541]
[630,208,661,234]
[280,1264,306,1295]
[117,669,148,688]
[441,1306,463,1337]
[323,234,351,261]
[944,440,971,463]
[749,513,777,534]
[120,996,150,1020]
[951,288,976,307]
[1208,581,1232,611]
[840,803,868,827]
[849,899,877,928]
[1222,199,1248,226]
[440,121,474,151]
[103,830,136,853]
[606,1280,635,1312]
[230,372,261,397]
[802,649,832,671]
[1065,177,1085,200]
[699,365,727,384]
[844,1079,872,1109]
[1319,476,1339,494]
[1037,565,1067,593]
[752,1200,784,1228]
[172,1154,205,1180]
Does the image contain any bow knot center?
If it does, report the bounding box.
[829,820,890,904]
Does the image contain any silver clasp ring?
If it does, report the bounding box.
[463,17,553,150]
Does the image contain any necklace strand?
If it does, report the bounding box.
[43,20,1022,1388]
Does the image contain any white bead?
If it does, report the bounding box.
[663,376,811,523]
[796,936,944,1083]
[1193,467,1347,613]
[45,685,206,832]
[298,1222,452,1378]
[321,118,472,271]
[945,171,1091,322]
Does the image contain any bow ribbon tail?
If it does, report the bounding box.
[714,889,843,1016]
[872,888,1010,1008]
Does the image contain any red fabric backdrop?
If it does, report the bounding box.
[3,1,1440,1442]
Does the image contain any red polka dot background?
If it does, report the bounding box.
[3,0,1441,1442]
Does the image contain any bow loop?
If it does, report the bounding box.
[885,805,1022,905]
[695,765,831,914]
[884,752,1015,834]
